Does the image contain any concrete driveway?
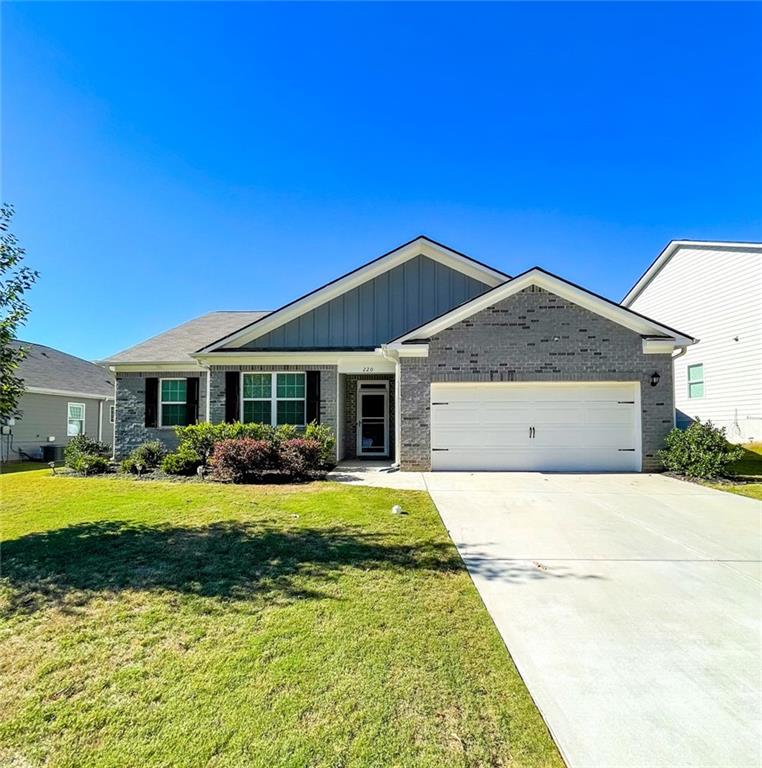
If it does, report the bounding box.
[426,473,762,768]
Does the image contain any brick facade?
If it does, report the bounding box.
[115,366,338,460]
[399,285,674,471]
[114,371,207,458]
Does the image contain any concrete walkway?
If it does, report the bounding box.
[329,467,762,767]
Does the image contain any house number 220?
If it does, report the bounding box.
[362,367,374,373]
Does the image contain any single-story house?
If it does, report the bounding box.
[103,236,695,472]
[2,340,115,462]
[622,240,762,443]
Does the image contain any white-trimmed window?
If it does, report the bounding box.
[109,405,115,424]
[159,378,187,427]
[688,364,704,399]
[67,402,85,436]
[242,372,306,426]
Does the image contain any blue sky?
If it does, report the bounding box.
[4,2,761,360]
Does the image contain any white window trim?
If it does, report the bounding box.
[158,377,187,428]
[67,402,86,437]
[687,363,704,399]
[109,405,115,424]
[240,371,307,427]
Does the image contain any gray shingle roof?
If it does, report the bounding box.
[103,311,270,364]
[13,341,114,398]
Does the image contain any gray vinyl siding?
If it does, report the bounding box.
[243,255,491,349]
[8,392,114,459]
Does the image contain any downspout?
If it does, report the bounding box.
[380,345,401,468]
[98,400,103,442]
[669,343,692,428]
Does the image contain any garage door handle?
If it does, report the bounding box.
[432,402,449,406]
[432,448,449,452]
[529,427,535,439]
[618,448,635,452]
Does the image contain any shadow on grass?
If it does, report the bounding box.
[1,520,465,615]
[733,446,762,478]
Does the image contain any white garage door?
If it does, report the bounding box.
[430,382,641,472]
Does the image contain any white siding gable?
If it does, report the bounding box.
[628,245,762,442]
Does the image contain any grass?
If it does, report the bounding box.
[0,460,59,475]
[0,469,562,768]
[706,442,762,501]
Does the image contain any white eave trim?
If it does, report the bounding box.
[198,237,508,352]
[194,350,396,373]
[26,386,114,400]
[390,269,696,348]
[622,239,762,306]
[106,362,204,373]
[642,337,678,355]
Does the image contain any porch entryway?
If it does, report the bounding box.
[338,374,396,462]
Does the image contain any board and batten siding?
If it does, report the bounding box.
[243,254,491,349]
[628,245,762,442]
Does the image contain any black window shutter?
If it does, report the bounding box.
[306,371,320,424]
[225,372,240,423]
[186,377,199,425]
[144,377,158,428]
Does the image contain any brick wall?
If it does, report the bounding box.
[208,365,339,460]
[114,371,207,458]
[399,285,674,471]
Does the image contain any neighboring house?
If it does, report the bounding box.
[103,236,694,472]
[2,341,115,462]
[622,241,762,443]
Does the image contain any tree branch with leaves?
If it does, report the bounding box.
[0,204,39,422]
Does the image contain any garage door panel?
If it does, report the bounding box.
[430,383,640,472]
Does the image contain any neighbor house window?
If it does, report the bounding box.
[159,378,187,427]
[67,402,85,436]
[109,405,115,424]
[242,372,305,426]
[688,364,704,399]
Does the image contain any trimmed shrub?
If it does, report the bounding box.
[658,420,744,479]
[64,435,111,474]
[210,438,277,483]
[279,438,322,478]
[120,440,166,474]
[161,444,203,476]
[69,453,110,475]
[174,422,277,464]
[304,421,336,467]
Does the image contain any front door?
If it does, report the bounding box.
[357,383,389,457]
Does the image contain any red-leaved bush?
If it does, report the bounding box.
[278,438,322,478]
[210,438,276,483]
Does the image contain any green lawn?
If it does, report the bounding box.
[707,443,762,501]
[0,469,562,768]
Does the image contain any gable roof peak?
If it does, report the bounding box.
[197,236,510,353]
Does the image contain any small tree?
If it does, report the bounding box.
[0,204,39,422]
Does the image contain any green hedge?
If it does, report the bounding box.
[161,421,335,476]
[659,420,744,479]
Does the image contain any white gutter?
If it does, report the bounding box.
[380,345,402,467]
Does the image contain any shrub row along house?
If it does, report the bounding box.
[103,236,698,472]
